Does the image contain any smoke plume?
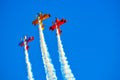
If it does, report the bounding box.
[56,26,75,80]
[24,41,34,80]
[38,22,57,80]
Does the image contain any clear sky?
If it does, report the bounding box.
[0,0,120,80]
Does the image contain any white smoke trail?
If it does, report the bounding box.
[56,26,76,80]
[38,21,57,80]
[24,41,34,80]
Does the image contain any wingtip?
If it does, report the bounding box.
[49,14,51,17]
[65,19,67,23]
[32,36,34,40]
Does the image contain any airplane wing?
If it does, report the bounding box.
[19,37,34,46]
[54,19,66,28]
[19,41,29,50]
[49,24,56,31]
[49,19,62,31]
[41,14,50,21]
[32,19,38,26]
[19,41,24,46]
[58,19,66,26]
[26,37,34,43]
[32,13,42,25]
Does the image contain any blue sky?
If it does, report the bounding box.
[0,0,120,80]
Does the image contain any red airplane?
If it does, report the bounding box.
[49,18,67,35]
[32,12,51,30]
[19,36,34,50]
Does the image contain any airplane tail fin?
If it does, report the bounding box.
[26,45,29,50]
[58,28,62,35]
[42,24,44,30]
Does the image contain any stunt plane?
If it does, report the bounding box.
[49,18,67,35]
[19,36,34,50]
[32,12,51,30]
